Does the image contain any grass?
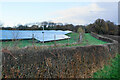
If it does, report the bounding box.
[93,53,120,78]
[1,32,107,48]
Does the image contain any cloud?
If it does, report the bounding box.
[51,3,105,25]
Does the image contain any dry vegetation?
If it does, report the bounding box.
[1,32,118,78]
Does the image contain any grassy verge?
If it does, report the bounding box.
[93,53,120,78]
[1,33,107,48]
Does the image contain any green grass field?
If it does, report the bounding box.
[93,53,120,78]
[1,32,107,48]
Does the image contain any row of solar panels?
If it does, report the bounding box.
[0,30,71,42]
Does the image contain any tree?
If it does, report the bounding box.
[86,19,118,35]
[106,21,118,35]
[41,21,48,29]
[94,19,109,34]
[77,27,85,43]
[31,25,38,29]
[75,25,85,32]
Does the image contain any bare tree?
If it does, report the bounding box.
[77,27,85,43]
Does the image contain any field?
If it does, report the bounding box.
[1,32,107,48]
[93,53,120,78]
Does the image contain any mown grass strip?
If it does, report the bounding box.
[93,53,120,78]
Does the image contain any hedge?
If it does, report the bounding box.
[2,32,118,78]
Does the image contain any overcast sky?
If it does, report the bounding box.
[0,0,119,27]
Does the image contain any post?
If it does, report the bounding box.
[42,32,44,43]
[54,34,56,46]
[42,26,44,43]
[32,34,34,45]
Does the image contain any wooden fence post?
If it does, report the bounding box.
[54,34,56,46]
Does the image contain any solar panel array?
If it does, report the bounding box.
[0,30,71,42]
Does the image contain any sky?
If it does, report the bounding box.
[0,0,119,27]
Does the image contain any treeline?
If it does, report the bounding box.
[1,24,85,33]
[86,19,120,35]
[1,19,120,35]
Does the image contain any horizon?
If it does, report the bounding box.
[0,1,118,27]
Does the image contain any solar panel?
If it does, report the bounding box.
[0,30,71,42]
